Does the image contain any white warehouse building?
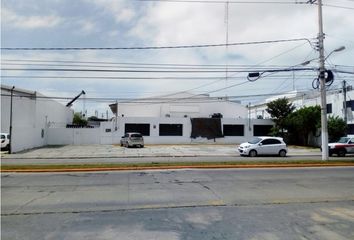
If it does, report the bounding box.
[105,92,274,145]
[1,86,275,151]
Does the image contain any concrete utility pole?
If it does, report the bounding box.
[343,80,347,123]
[317,0,329,160]
[9,86,15,154]
[115,100,118,131]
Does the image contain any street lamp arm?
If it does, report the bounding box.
[324,46,345,61]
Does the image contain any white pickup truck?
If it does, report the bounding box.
[328,136,354,157]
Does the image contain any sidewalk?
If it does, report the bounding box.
[1,144,320,159]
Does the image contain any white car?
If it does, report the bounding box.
[238,136,287,157]
[120,132,144,148]
[1,133,10,151]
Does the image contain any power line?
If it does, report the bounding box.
[0,74,322,80]
[0,59,290,67]
[331,0,354,2]
[172,42,314,94]
[0,62,307,70]
[139,0,354,9]
[1,67,315,73]
[1,58,317,68]
[0,89,317,102]
[138,0,309,4]
[1,38,313,51]
[322,3,354,9]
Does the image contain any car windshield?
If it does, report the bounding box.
[338,137,349,143]
[248,138,261,144]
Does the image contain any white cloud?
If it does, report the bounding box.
[87,0,136,23]
[77,20,97,34]
[2,0,353,111]
[2,7,63,29]
[130,2,225,45]
[115,8,135,23]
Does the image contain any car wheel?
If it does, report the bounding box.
[141,145,144,148]
[279,149,286,157]
[249,150,257,157]
[2,144,9,151]
[338,149,346,157]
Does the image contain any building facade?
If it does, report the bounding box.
[47,92,274,146]
[1,85,73,152]
[1,88,275,150]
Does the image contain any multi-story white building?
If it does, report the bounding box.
[249,87,354,135]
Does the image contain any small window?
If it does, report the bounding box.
[159,124,183,136]
[105,129,111,132]
[253,125,273,136]
[326,103,332,114]
[1,135,5,139]
[223,125,244,136]
[346,100,354,111]
[348,124,354,134]
[125,123,150,136]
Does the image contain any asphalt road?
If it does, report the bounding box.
[2,167,354,239]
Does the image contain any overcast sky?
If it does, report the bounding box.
[1,0,353,117]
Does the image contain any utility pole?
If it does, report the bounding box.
[115,100,118,131]
[9,86,15,154]
[317,0,329,160]
[224,1,229,93]
[343,80,347,123]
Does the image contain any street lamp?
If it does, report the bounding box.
[247,65,315,82]
[325,46,345,61]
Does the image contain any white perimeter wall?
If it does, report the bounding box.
[1,91,73,153]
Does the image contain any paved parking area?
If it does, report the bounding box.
[1,144,320,159]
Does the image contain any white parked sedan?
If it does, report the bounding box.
[120,132,144,148]
[238,136,288,157]
[1,133,10,151]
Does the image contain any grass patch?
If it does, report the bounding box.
[2,159,354,171]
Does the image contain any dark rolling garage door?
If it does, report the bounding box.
[190,118,223,139]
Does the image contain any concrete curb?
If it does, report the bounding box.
[1,153,321,160]
[1,154,240,159]
[2,163,354,173]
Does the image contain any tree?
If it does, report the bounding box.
[285,106,321,146]
[73,112,87,126]
[266,98,295,136]
[328,116,347,142]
